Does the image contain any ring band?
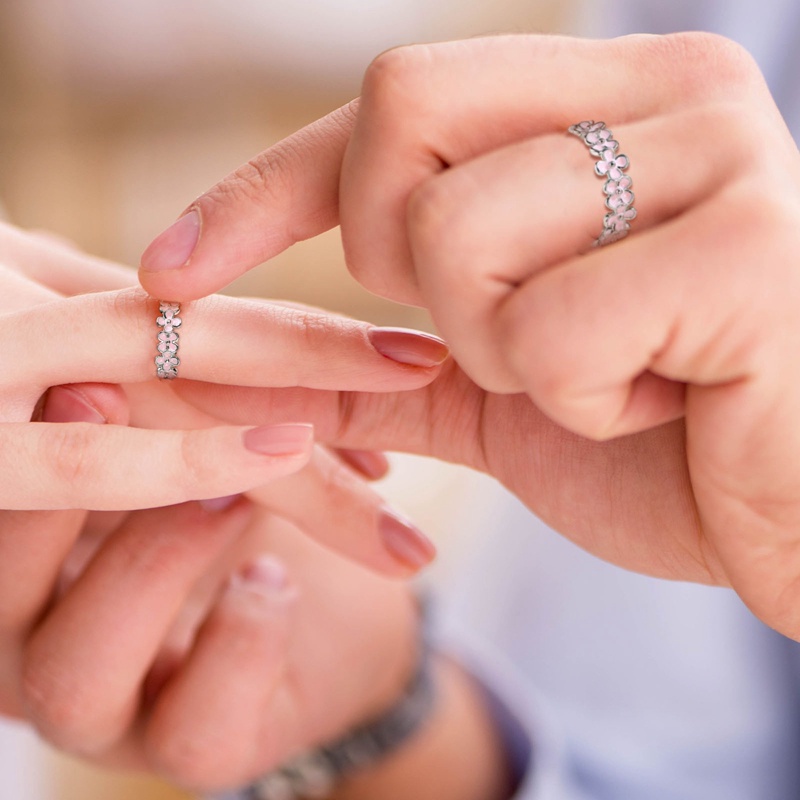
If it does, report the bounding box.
[155,301,182,379]
[568,121,637,247]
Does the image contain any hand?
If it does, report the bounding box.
[0,220,446,511]
[12,500,420,792]
[140,33,800,639]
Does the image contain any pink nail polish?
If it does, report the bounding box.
[368,327,450,368]
[379,506,437,570]
[41,386,107,424]
[141,209,201,272]
[243,424,314,456]
[338,449,391,480]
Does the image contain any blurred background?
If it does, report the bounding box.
[0,0,577,797]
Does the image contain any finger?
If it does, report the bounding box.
[493,180,786,440]
[0,265,60,314]
[341,33,771,304]
[335,448,390,480]
[139,102,359,301]
[146,557,295,791]
[4,383,130,607]
[405,104,771,392]
[175,360,491,469]
[246,446,434,577]
[3,421,316,510]
[0,381,129,714]
[38,383,130,426]
[0,509,88,719]
[22,500,255,753]
[0,222,136,295]
[2,288,449,397]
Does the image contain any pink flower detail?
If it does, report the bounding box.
[586,127,618,155]
[156,314,182,332]
[604,207,637,231]
[595,150,629,182]
[604,175,635,210]
[155,354,180,374]
[569,120,604,136]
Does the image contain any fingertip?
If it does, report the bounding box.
[41,383,129,426]
[140,210,201,276]
[337,448,391,480]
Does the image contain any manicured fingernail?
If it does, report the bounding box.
[42,386,107,424]
[228,556,298,604]
[199,495,241,513]
[240,556,289,592]
[368,327,450,368]
[243,423,314,456]
[379,506,437,570]
[338,449,390,480]
[141,209,201,272]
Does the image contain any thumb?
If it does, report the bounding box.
[139,102,358,302]
[40,383,130,426]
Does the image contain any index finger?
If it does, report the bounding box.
[139,103,358,301]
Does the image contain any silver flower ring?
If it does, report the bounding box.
[155,301,182,379]
[568,121,637,247]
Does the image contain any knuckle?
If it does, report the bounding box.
[628,31,763,102]
[362,43,434,109]
[41,424,97,497]
[21,652,91,748]
[177,430,220,494]
[718,181,794,250]
[407,177,456,247]
[203,146,295,216]
[111,519,193,586]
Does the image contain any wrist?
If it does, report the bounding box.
[328,656,518,800]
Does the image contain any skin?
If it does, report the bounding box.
[7,28,800,800]
[140,32,800,648]
[3,224,507,795]
[0,221,444,573]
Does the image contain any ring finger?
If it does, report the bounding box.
[405,104,776,392]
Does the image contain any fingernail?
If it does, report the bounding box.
[379,506,437,570]
[199,494,241,513]
[368,327,450,368]
[338,449,390,480]
[42,386,107,424]
[243,423,314,456]
[240,556,289,592]
[141,209,201,272]
[229,556,297,603]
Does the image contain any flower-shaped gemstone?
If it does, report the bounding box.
[569,120,604,136]
[595,150,629,182]
[604,207,637,231]
[604,175,635,210]
[157,314,182,332]
[586,128,618,155]
[155,354,180,370]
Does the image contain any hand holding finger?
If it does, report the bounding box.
[22,500,255,753]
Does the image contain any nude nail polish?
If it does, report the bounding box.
[379,506,437,570]
[368,327,450,368]
[141,209,201,272]
[243,424,314,456]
